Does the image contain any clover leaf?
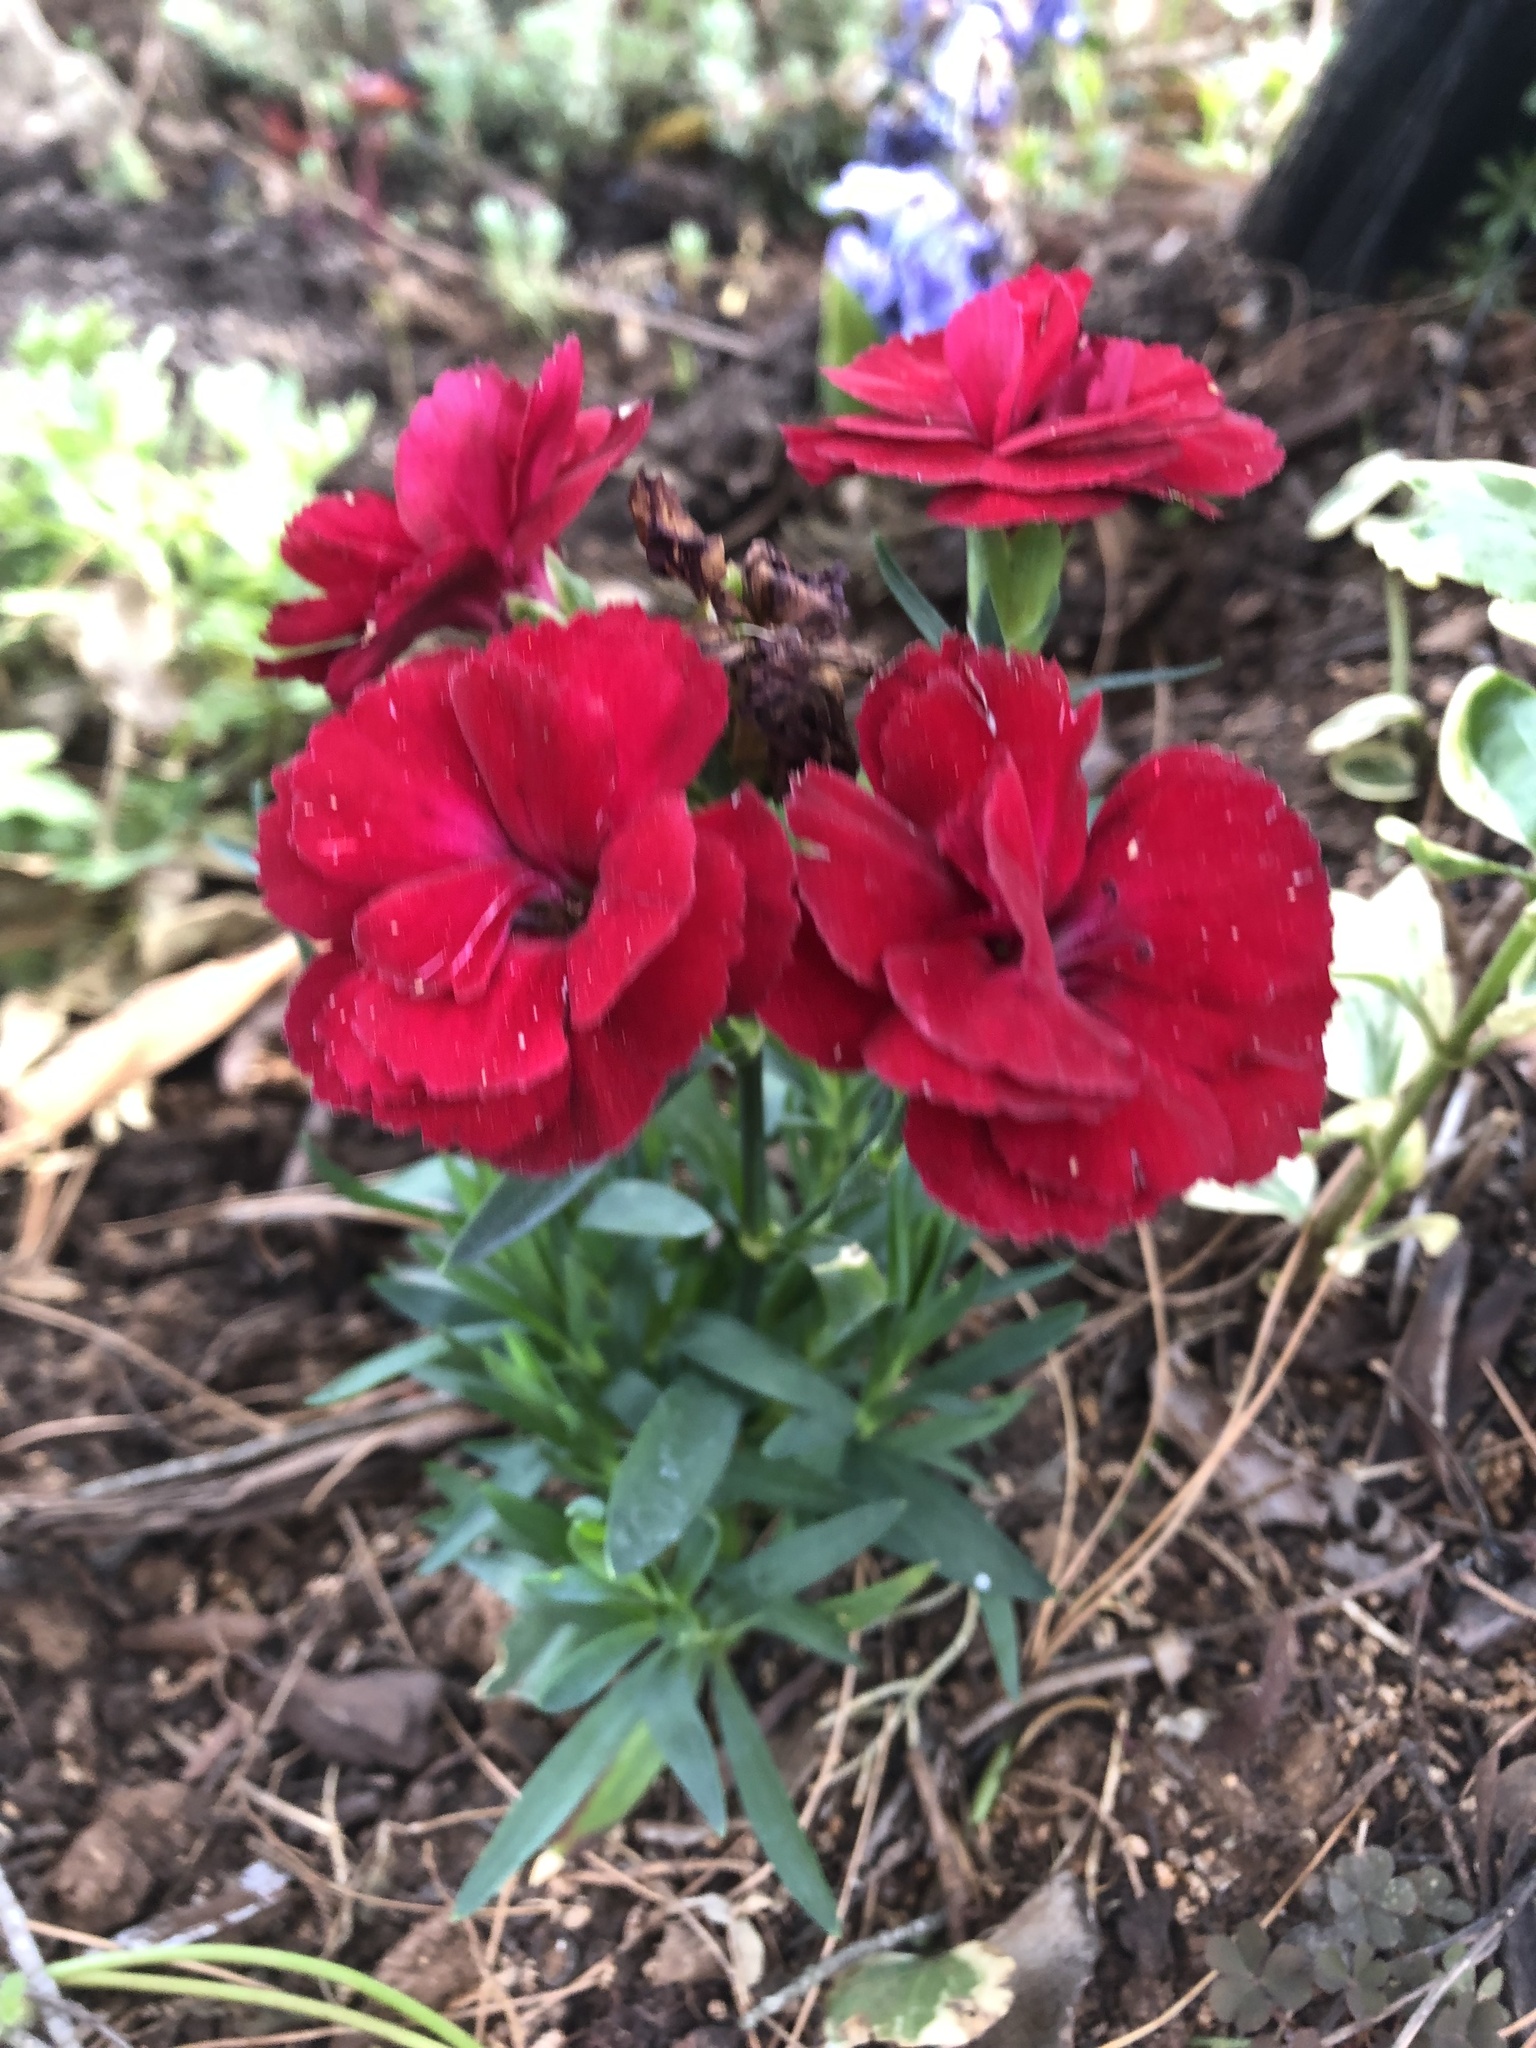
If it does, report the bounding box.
[1205,1923,1318,2034]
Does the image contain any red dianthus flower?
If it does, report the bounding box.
[760,640,1333,1246]
[783,267,1283,528]
[261,339,651,705]
[259,609,797,1171]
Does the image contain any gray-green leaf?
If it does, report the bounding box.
[450,1165,600,1265]
[455,1656,660,1911]
[605,1375,740,1576]
[578,1178,715,1239]
[712,1659,840,1933]
[643,1656,726,1835]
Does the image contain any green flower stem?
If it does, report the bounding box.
[47,1944,481,2048]
[737,1045,768,1245]
[1385,567,1413,695]
[965,529,989,638]
[1324,902,1536,1236]
[968,524,1065,652]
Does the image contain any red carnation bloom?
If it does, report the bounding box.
[261,339,652,705]
[760,640,1332,1247]
[259,609,797,1172]
[783,267,1283,528]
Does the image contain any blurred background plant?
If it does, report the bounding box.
[0,301,370,994]
[161,0,893,196]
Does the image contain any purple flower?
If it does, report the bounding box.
[932,0,1086,128]
[882,0,1087,138]
[820,163,996,339]
[864,90,959,166]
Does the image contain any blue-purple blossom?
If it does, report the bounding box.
[820,162,996,338]
[864,90,958,166]
[932,0,1086,127]
[883,0,1086,137]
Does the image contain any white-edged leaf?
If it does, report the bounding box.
[1375,814,1528,885]
[1439,664,1536,851]
[1183,1154,1319,1223]
[1491,597,1536,647]
[1325,737,1419,803]
[1324,868,1452,1102]
[823,1942,1016,2046]
[1354,462,1536,598]
[1328,1212,1461,1279]
[1307,692,1425,755]
[1307,450,1409,540]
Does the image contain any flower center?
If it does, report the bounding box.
[1049,877,1154,983]
[510,879,593,939]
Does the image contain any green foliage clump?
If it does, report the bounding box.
[162,0,891,189]
[313,1045,1083,1925]
[0,300,370,982]
[1448,84,1536,305]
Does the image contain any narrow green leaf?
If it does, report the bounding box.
[669,1515,721,1601]
[760,1408,858,1462]
[816,1562,934,1633]
[1078,656,1221,700]
[449,1165,601,1266]
[712,1661,841,1932]
[888,1387,1033,1461]
[896,1259,1059,1367]
[479,1608,571,1700]
[534,1619,661,1714]
[303,1142,459,1221]
[372,1267,493,1329]
[980,1590,1020,1699]
[644,1658,727,1834]
[719,1500,905,1607]
[606,1375,741,1576]
[971,581,1006,649]
[578,1179,715,1239]
[713,1450,848,1516]
[674,1313,858,1427]
[848,1447,1050,1601]
[545,549,599,615]
[872,534,947,650]
[557,1722,665,1849]
[902,1300,1085,1404]
[757,1599,861,1663]
[484,1488,569,1562]
[308,1327,483,1405]
[455,1657,658,1911]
